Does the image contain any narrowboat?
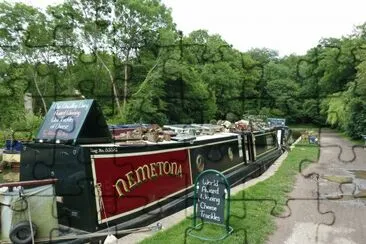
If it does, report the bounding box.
[1,99,289,243]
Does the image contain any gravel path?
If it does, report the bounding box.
[267,129,366,244]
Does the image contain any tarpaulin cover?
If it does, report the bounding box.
[0,184,58,242]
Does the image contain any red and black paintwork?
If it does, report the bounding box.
[20,131,284,235]
[19,100,287,242]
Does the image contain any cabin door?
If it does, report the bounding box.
[244,134,255,163]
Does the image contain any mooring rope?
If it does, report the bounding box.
[96,183,111,235]
[26,196,35,244]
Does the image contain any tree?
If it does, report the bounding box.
[58,0,174,116]
[0,2,55,114]
[125,30,217,124]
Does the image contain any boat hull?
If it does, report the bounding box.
[20,133,257,233]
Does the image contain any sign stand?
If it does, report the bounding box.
[188,169,233,241]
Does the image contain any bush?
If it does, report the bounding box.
[10,113,44,141]
[345,98,366,139]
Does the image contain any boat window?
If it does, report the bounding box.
[266,134,275,149]
[254,133,277,157]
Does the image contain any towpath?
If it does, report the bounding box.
[267,129,366,244]
[117,148,291,243]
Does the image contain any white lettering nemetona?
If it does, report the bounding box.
[114,161,183,197]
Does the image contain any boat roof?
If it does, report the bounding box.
[80,132,239,147]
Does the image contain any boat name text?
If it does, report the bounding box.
[114,161,183,197]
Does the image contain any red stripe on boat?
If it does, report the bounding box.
[93,149,192,221]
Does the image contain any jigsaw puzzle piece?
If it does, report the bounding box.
[269,128,366,244]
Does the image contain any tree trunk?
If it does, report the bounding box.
[24,93,33,114]
[123,51,130,112]
[123,63,128,111]
[33,72,47,113]
[95,52,121,115]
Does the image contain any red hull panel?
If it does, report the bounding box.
[92,149,192,222]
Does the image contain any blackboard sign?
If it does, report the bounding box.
[189,169,233,241]
[197,173,226,224]
[36,99,111,144]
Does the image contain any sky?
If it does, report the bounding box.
[15,0,366,56]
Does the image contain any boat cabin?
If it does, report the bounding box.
[18,99,288,235]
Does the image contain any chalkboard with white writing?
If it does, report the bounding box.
[190,170,233,241]
[36,99,111,144]
[197,173,226,224]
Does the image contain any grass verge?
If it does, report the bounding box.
[338,131,364,145]
[141,142,319,244]
[288,123,320,129]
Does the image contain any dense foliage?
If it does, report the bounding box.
[0,0,366,139]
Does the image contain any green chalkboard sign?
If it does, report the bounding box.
[36,99,111,144]
[188,169,233,241]
[197,173,226,224]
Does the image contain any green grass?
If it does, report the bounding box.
[140,142,319,244]
[288,123,320,129]
[339,131,364,145]
[289,126,364,146]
